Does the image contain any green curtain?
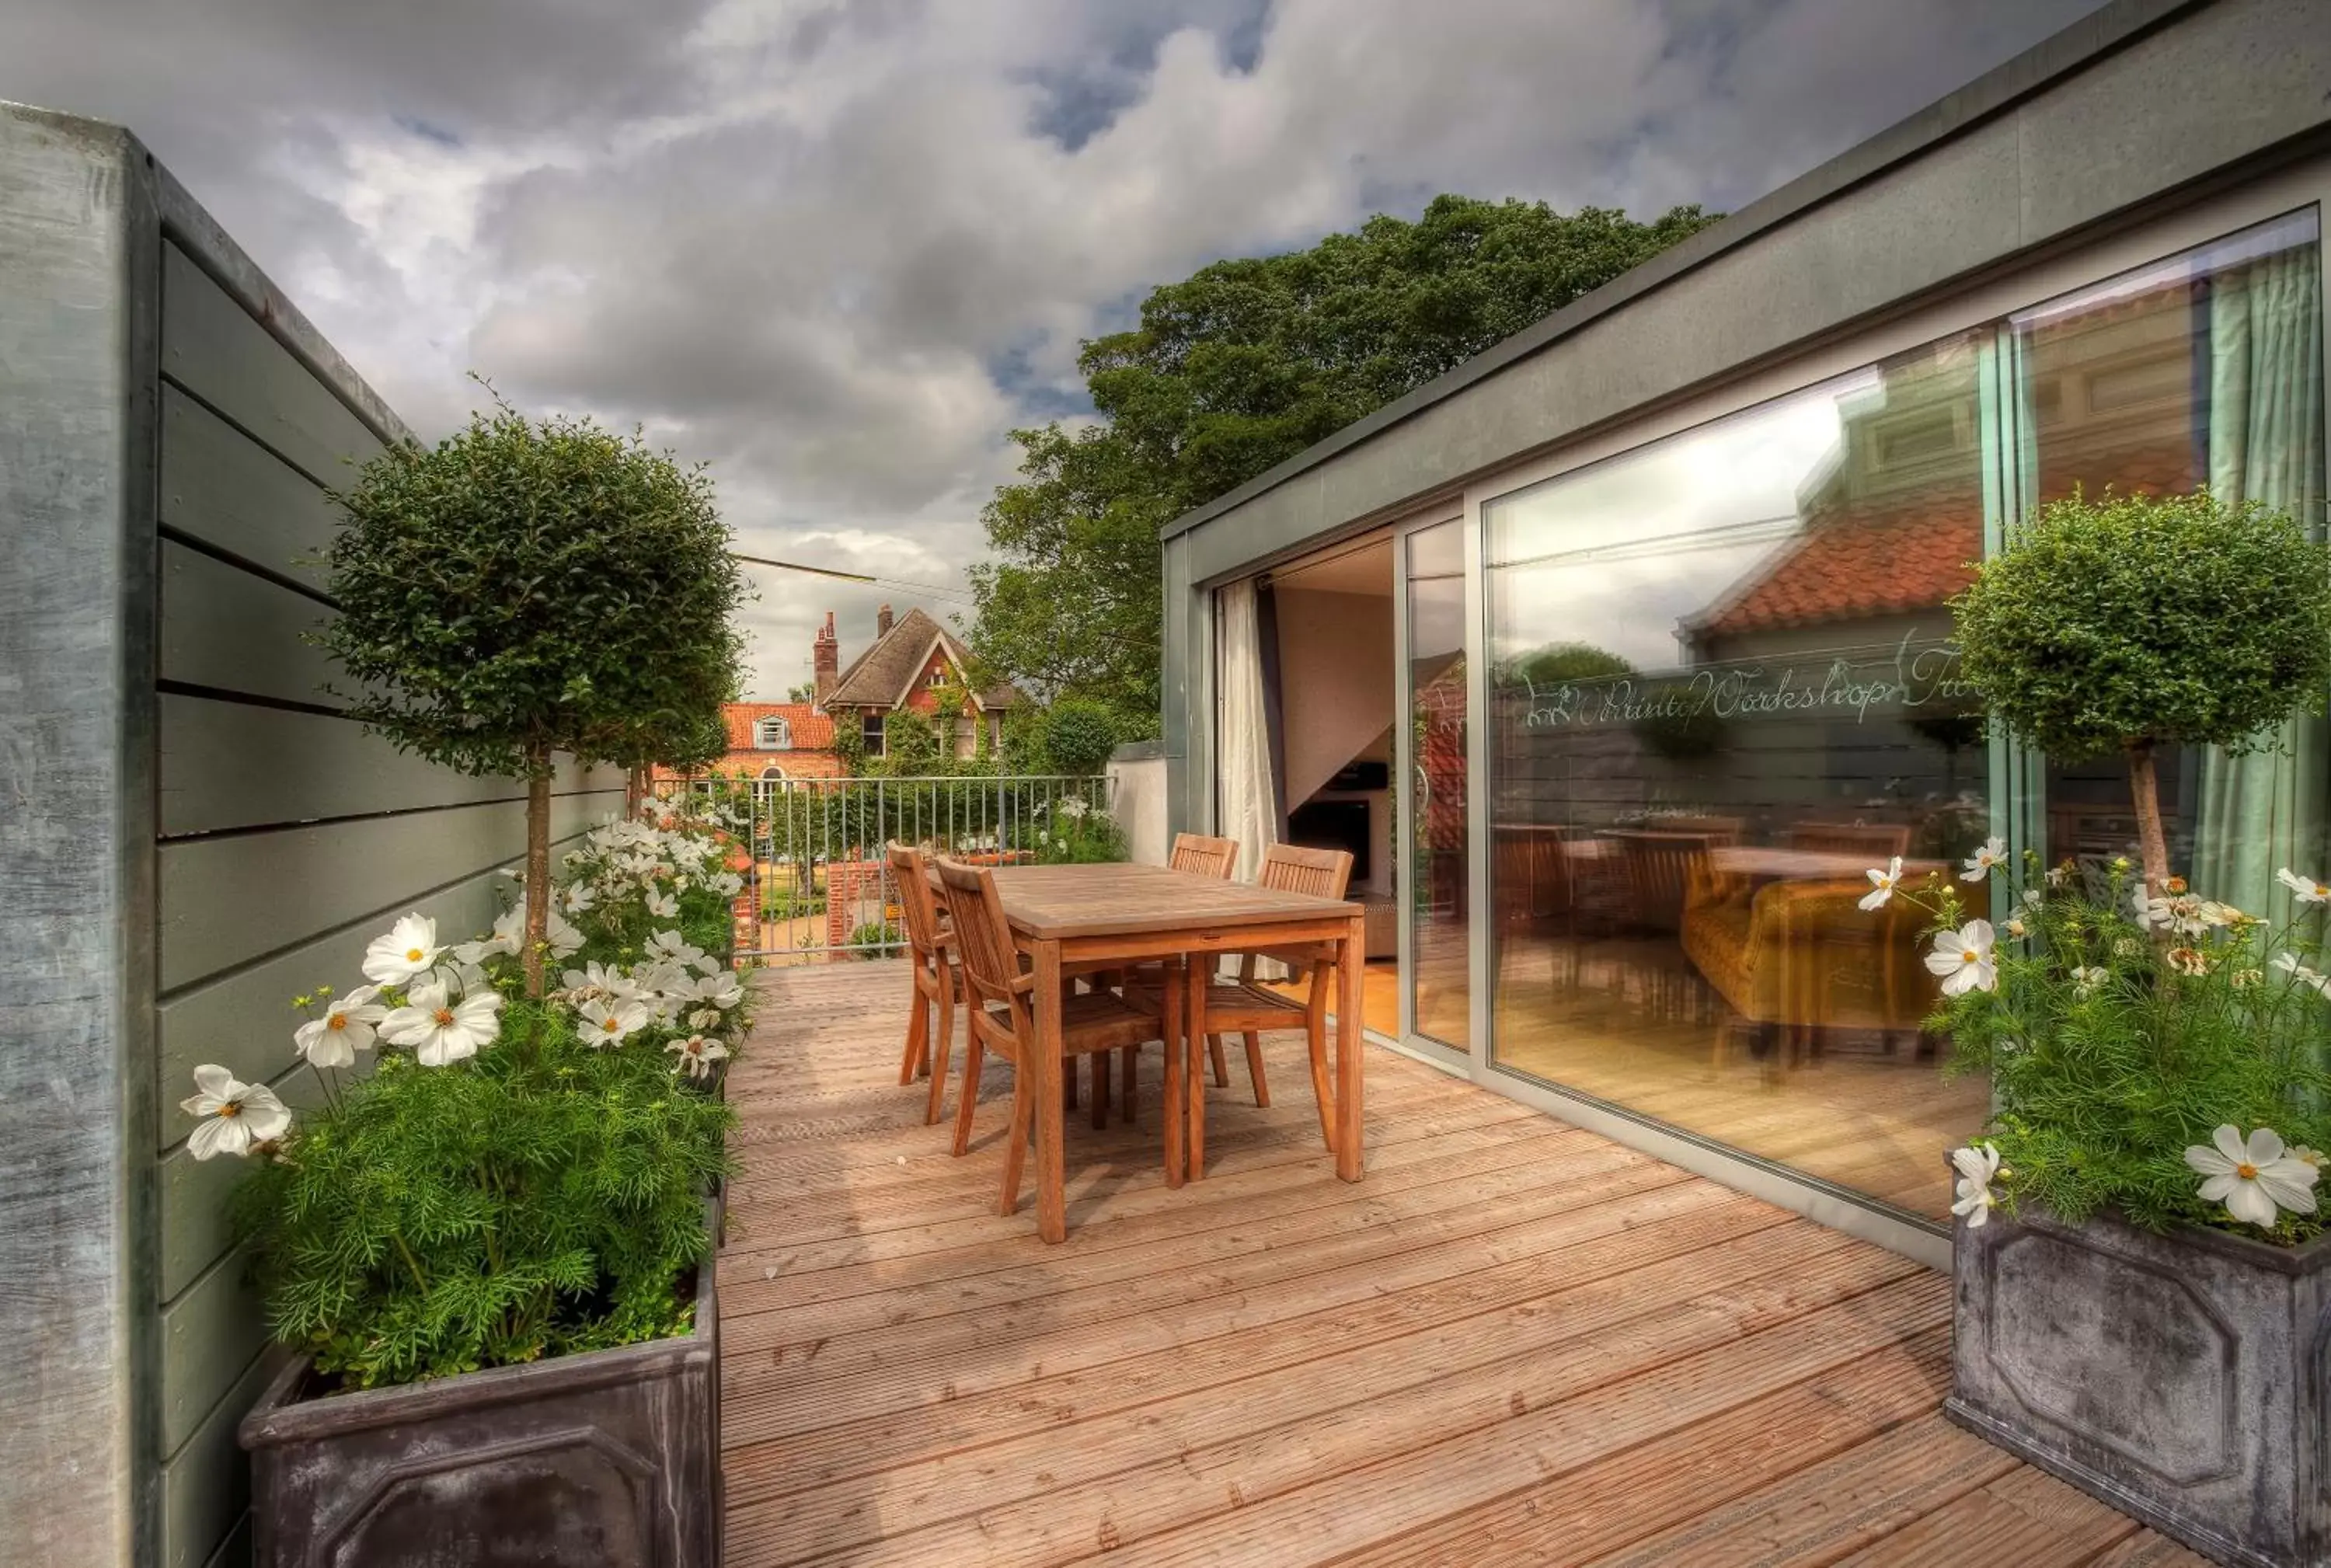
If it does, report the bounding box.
[2192,242,2327,915]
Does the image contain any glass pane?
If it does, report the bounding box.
[1407,521,1469,1047]
[2013,209,2326,915]
[1483,333,1993,1221]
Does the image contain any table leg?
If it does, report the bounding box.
[1185,950,1207,1181]
[1162,954,1185,1189]
[1336,917,1364,1181]
[1034,938,1068,1242]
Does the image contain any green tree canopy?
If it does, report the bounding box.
[321,400,746,993]
[970,194,1722,731]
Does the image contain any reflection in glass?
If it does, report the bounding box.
[1483,333,1994,1220]
[2014,210,2326,916]
[1407,523,1469,1047]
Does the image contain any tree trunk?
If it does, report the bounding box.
[2125,738,2172,895]
[625,764,646,819]
[523,747,552,998]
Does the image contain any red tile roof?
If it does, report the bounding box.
[722,702,833,751]
[1689,502,1981,640]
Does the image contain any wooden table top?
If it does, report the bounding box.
[1709,846,1944,880]
[973,862,1361,942]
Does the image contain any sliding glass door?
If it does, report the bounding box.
[1397,518,1471,1056]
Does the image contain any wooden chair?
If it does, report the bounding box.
[1187,843,1354,1161]
[887,841,958,1126]
[1113,833,1239,1092]
[1786,821,1911,860]
[932,857,1172,1222]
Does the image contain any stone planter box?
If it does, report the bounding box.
[239,1245,720,1568]
[1948,1199,2329,1567]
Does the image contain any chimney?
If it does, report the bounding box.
[812,611,838,705]
[876,603,894,638]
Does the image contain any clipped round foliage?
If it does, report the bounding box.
[1041,697,1120,777]
[1953,489,2331,761]
[322,401,745,778]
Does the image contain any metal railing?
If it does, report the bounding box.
[651,773,1115,962]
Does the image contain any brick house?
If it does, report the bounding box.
[816,604,1023,761]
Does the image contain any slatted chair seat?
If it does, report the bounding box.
[932,855,1175,1225]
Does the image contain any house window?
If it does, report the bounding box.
[953,715,976,759]
[927,668,949,689]
[862,713,885,756]
[759,765,785,780]
[754,716,791,750]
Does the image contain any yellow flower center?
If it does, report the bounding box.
[1962,949,1980,963]
[218,1101,242,1119]
[406,947,425,963]
[603,1019,621,1033]
[2236,1162,2259,1180]
[327,1012,347,1030]
[2315,884,2327,899]
[433,1008,455,1026]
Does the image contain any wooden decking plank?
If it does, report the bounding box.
[820,1275,1949,1568]
[721,1155,1696,1434]
[1333,1328,1960,1567]
[726,1227,1901,1562]
[719,962,2162,1568]
[720,1116,1576,1295]
[725,1192,1793,1508]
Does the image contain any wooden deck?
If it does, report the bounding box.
[720,961,2202,1567]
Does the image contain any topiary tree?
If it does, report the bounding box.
[1040,696,1120,779]
[321,398,746,996]
[1952,488,2331,893]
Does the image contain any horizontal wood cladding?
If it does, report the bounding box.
[158,791,617,993]
[161,241,381,486]
[159,382,337,591]
[160,694,623,838]
[159,539,340,710]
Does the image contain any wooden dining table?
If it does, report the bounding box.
[956,861,1367,1244]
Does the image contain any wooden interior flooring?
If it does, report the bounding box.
[720,960,2203,1567]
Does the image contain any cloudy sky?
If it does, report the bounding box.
[5,0,2103,698]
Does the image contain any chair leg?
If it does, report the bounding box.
[1120,1044,1138,1123]
[923,971,954,1126]
[1089,1052,1110,1130]
[1064,1057,1078,1110]
[951,1038,984,1157]
[1207,1033,1229,1087]
[1306,971,1336,1155]
[1242,1032,1270,1106]
[998,1062,1032,1216]
[898,972,929,1085]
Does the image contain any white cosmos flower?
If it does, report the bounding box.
[430,958,490,999]
[563,883,596,915]
[294,988,387,1069]
[559,960,622,999]
[1924,920,1998,995]
[646,929,706,968]
[1949,1142,2003,1228]
[710,871,743,897]
[577,996,652,1047]
[1859,856,1903,912]
[180,1065,291,1159]
[688,1007,723,1032]
[2184,1124,2320,1229]
[2271,951,2331,997]
[646,888,678,918]
[381,981,504,1066]
[545,908,584,960]
[2277,868,2331,905]
[2069,965,2109,996]
[362,913,444,985]
[692,970,744,1010]
[1960,838,2006,883]
[667,1033,730,1080]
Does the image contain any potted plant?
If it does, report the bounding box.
[215,399,751,1566]
[1867,489,2331,1567]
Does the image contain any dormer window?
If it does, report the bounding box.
[927,668,948,689]
[754,716,791,750]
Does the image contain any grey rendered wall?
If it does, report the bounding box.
[1,103,625,1568]
[1159,0,2331,814]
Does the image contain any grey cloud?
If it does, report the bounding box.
[2,0,2104,697]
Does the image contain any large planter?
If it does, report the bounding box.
[1948,1198,2330,1566]
[239,1246,720,1568]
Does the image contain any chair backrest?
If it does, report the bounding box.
[1258,841,1354,901]
[1787,821,1911,859]
[1169,832,1239,880]
[1606,829,1715,932]
[932,857,1026,1040]
[885,841,946,960]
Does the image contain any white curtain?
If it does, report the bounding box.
[1217,577,1278,882]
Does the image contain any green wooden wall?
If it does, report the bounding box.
[150,243,624,1568]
